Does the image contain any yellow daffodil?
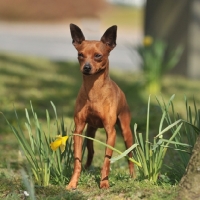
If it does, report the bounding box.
[50,135,68,153]
[143,36,153,47]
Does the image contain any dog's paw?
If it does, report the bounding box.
[66,182,77,190]
[132,172,137,180]
[100,180,109,189]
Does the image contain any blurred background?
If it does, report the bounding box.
[1,1,200,197]
[1,0,199,76]
[0,0,145,71]
[1,0,200,149]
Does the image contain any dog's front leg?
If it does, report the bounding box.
[100,125,116,189]
[66,122,86,190]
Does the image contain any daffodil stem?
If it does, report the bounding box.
[73,134,141,167]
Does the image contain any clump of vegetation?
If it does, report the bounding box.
[137,36,183,94]
[112,95,199,183]
[2,101,74,187]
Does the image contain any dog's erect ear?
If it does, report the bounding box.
[70,24,85,47]
[101,25,117,50]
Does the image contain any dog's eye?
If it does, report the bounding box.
[78,53,84,58]
[94,54,102,59]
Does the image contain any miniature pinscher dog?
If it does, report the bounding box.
[67,24,135,190]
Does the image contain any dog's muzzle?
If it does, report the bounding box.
[83,63,92,74]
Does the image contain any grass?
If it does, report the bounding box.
[0,170,178,200]
[1,52,200,199]
[101,5,144,30]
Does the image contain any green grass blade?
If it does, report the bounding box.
[193,96,198,126]
[138,146,149,177]
[2,113,39,180]
[155,119,182,138]
[165,123,183,147]
[145,96,151,161]
[50,101,58,120]
[111,144,138,163]
[182,121,200,133]
[46,109,51,144]
[146,96,150,142]
[25,122,35,152]
[138,133,145,152]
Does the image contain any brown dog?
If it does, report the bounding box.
[67,24,135,190]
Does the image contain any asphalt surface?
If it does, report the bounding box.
[0,22,142,71]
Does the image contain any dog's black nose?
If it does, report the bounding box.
[83,63,91,74]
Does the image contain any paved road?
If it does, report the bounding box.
[0,22,142,71]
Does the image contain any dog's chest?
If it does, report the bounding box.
[85,102,104,128]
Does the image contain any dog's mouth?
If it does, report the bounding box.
[82,71,92,75]
[82,68,105,76]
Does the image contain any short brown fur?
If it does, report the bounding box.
[66,24,135,190]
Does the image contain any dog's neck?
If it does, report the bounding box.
[82,64,110,101]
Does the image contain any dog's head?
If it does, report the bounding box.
[70,23,117,75]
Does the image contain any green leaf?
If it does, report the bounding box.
[110,144,138,163]
[156,119,182,138]
[160,139,191,147]
[145,96,151,161]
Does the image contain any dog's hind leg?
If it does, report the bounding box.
[84,125,97,169]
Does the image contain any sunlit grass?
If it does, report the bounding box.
[0,168,178,200]
[100,5,144,30]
